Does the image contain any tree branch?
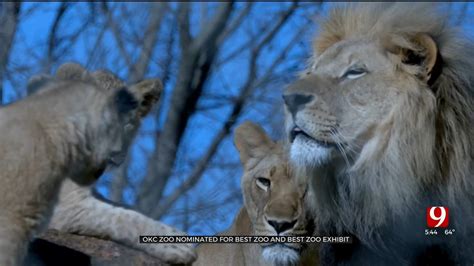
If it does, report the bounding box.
[128,2,167,83]
[151,2,300,218]
[137,2,235,215]
[216,2,297,67]
[192,2,234,53]
[109,3,167,202]
[0,2,21,104]
[45,2,69,73]
[177,3,191,51]
[101,2,133,67]
[216,2,253,46]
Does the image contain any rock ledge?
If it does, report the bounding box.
[26,229,167,266]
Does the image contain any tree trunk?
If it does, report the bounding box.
[137,2,234,215]
[108,2,167,203]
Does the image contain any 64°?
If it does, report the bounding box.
[444,229,455,235]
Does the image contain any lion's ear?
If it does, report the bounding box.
[234,121,275,165]
[127,79,162,117]
[414,34,439,82]
[388,34,441,86]
[56,62,90,81]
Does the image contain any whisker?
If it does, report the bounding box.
[330,128,362,155]
[329,128,355,175]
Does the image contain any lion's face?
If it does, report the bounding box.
[93,79,161,169]
[282,3,449,235]
[85,77,161,186]
[234,122,309,266]
[284,35,439,170]
[29,63,162,185]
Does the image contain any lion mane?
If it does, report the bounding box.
[296,3,474,264]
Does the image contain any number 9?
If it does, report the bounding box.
[429,207,446,227]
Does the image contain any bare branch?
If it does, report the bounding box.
[84,23,108,68]
[216,2,253,46]
[151,3,300,218]
[192,2,234,52]
[216,2,297,67]
[177,3,192,51]
[137,2,235,215]
[128,2,167,83]
[101,2,133,67]
[0,2,21,104]
[253,1,298,55]
[153,18,176,121]
[45,2,69,73]
[109,3,167,202]
[199,2,209,30]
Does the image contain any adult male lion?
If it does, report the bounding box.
[283,3,474,265]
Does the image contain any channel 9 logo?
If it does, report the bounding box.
[426,206,449,228]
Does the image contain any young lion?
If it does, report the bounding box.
[0,63,185,265]
[195,122,318,266]
[39,63,195,264]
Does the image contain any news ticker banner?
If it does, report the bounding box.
[139,235,353,244]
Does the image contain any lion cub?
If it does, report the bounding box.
[0,63,161,265]
[195,122,318,266]
[38,63,195,264]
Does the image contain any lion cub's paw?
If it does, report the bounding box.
[148,242,197,265]
[141,222,197,264]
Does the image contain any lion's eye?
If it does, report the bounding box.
[256,177,271,192]
[343,68,367,80]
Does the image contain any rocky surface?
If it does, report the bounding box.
[25,229,168,266]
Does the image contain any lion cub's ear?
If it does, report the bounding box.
[234,121,275,165]
[387,34,441,86]
[27,62,90,95]
[56,62,91,81]
[126,79,163,117]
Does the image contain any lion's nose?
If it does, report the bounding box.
[283,93,313,116]
[267,219,297,234]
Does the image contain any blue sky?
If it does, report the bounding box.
[4,2,316,236]
[3,2,474,236]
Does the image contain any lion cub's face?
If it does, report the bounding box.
[29,63,161,185]
[234,122,309,266]
[85,81,160,184]
[284,34,440,169]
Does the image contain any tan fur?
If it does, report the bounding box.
[195,122,318,266]
[284,3,474,264]
[37,63,195,264]
[49,180,196,264]
[0,62,162,265]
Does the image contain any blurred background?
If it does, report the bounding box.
[0,2,472,236]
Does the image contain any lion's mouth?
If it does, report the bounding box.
[290,126,337,148]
